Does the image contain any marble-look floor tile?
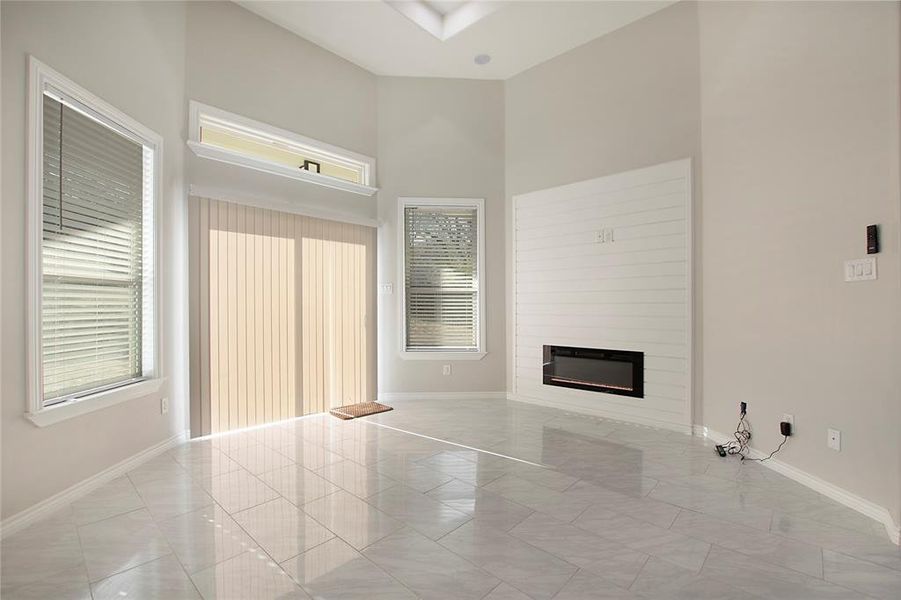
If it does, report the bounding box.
[563,480,680,528]
[199,468,279,513]
[483,474,590,522]
[134,475,216,521]
[128,454,190,487]
[416,452,510,487]
[173,447,244,480]
[258,464,340,506]
[302,489,403,550]
[574,505,711,572]
[69,476,144,526]
[363,527,500,599]
[771,511,901,572]
[0,510,86,592]
[483,582,533,599]
[701,546,872,599]
[157,504,258,573]
[366,485,471,539]
[224,443,295,475]
[438,521,578,600]
[281,537,416,599]
[90,554,201,600]
[77,508,172,581]
[275,441,344,471]
[372,455,454,492]
[315,459,399,498]
[0,565,91,600]
[190,549,310,599]
[510,513,649,589]
[553,570,643,599]
[822,549,901,599]
[671,509,824,578]
[629,557,760,600]
[232,498,334,562]
[426,479,534,531]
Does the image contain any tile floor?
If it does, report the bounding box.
[3,398,900,599]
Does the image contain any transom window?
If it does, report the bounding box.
[27,57,160,421]
[188,101,377,196]
[399,197,486,359]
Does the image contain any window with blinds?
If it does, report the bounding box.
[40,93,152,406]
[403,202,482,352]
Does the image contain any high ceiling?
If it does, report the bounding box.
[237,1,677,80]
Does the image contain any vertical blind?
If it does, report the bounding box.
[404,206,479,350]
[41,94,145,404]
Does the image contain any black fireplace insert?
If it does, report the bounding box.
[543,345,644,398]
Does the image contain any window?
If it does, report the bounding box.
[26,57,161,425]
[187,101,377,197]
[399,198,485,359]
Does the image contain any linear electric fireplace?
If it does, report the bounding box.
[543,345,644,398]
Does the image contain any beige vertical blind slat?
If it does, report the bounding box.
[188,197,375,435]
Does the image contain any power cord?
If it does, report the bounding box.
[715,403,791,462]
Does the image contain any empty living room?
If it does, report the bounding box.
[1,0,900,598]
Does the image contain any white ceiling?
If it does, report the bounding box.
[236,1,677,80]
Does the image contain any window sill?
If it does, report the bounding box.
[399,351,486,361]
[187,141,378,197]
[26,378,166,427]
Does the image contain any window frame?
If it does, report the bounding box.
[25,56,164,427]
[397,197,486,361]
[187,100,378,197]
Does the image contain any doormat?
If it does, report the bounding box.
[329,401,393,420]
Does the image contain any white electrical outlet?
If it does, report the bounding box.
[378,283,394,294]
[161,398,169,415]
[827,428,841,451]
[442,365,451,376]
[782,413,794,429]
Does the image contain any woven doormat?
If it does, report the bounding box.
[329,401,393,420]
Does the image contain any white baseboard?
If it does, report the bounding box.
[0,430,188,540]
[378,392,507,402]
[699,426,900,545]
[509,392,693,435]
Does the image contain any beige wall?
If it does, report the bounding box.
[377,77,506,395]
[699,0,901,525]
[185,1,379,223]
[1,1,188,518]
[504,0,702,395]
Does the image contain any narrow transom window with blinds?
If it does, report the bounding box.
[29,58,160,416]
[401,199,484,354]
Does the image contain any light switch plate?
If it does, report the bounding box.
[844,258,877,282]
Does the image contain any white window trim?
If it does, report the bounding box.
[187,100,378,197]
[25,56,164,427]
[397,197,487,361]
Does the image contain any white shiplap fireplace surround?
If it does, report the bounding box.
[511,159,693,432]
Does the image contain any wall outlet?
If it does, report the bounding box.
[161,398,169,415]
[782,413,794,430]
[827,428,841,451]
[378,283,394,294]
[442,364,451,376]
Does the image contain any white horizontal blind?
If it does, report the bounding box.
[41,94,145,404]
[404,206,479,350]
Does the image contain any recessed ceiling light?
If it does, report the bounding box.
[474,54,491,65]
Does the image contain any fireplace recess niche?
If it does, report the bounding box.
[543,345,644,398]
